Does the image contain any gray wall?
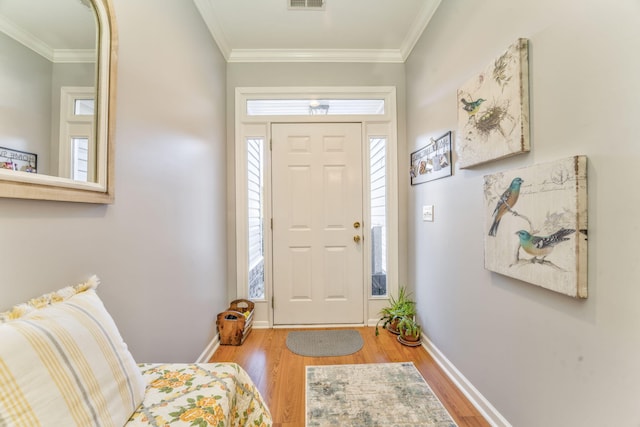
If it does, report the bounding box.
[0,0,228,363]
[405,0,640,425]
[226,62,408,299]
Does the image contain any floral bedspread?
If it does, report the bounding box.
[125,363,272,427]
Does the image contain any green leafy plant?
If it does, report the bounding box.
[397,315,421,342]
[375,286,416,336]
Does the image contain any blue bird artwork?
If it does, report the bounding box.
[488,177,523,237]
[460,97,486,119]
[515,228,575,264]
[484,156,587,298]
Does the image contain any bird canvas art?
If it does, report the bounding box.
[484,156,588,298]
[457,38,530,168]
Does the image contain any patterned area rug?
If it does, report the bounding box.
[306,362,458,427]
[286,329,364,357]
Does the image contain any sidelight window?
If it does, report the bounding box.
[370,137,387,296]
[247,138,265,299]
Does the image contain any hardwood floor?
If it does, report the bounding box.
[209,327,489,426]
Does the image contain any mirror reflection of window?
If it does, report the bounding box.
[72,137,89,182]
[0,0,100,182]
[59,87,95,182]
[0,0,116,202]
[74,99,95,116]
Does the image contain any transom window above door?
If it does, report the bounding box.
[246,99,385,116]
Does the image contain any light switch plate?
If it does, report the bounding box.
[423,205,434,222]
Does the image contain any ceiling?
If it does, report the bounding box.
[0,0,95,62]
[193,0,442,63]
[0,0,441,64]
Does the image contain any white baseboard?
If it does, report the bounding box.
[421,334,511,427]
[196,320,269,362]
[252,320,270,329]
[195,333,220,363]
[272,323,365,329]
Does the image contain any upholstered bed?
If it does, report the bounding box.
[0,276,272,427]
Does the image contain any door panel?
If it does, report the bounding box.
[272,123,363,325]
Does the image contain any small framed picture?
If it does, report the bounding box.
[0,147,37,173]
[410,131,452,185]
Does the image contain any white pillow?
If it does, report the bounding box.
[0,276,146,426]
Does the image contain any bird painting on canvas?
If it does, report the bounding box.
[488,177,523,237]
[515,228,575,264]
[483,156,587,298]
[460,97,486,120]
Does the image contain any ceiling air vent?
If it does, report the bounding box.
[289,0,325,10]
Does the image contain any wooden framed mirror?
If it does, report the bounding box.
[0,0,116,203]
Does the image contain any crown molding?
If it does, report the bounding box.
[192,0,231,60]
[0,15,54,61]
[53,49,96,63]
[227,48,405,63]
[400,0,442,60]
[193,0,441,63]
[0,16,95,63]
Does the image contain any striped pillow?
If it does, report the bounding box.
[0,276,146,426]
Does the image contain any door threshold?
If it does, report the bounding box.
[272,323,366,329]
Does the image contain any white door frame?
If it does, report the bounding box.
[234,86,399,328]
[271,122,365,325]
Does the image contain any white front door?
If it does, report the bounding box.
[272,123,364,325]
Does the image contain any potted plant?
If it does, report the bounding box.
[397,315,422,346]
[375,286,416,336]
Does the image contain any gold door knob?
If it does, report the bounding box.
[353,221,361,229]
[353,235,361,243]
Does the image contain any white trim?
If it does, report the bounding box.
[53,49,97,63]
[193,2,442,63]
[421,334,512,427]
[272,323,366,329]
[399,0,442,60]
[0,169,105,191]
[196,325,273,363]
[0,14,54,61]
[364,96,398,301]
[227,49,404,63]
[86,0,111,190]
[59,87,96,181]
[195,333,220,363]
[252,320,271,329]
[362,125,372,325]
[235,123,269,302]
[235,86,399,327]
[367,319,380,328]
[0,16,96,64]
[238,86,397,123]
[192,0,231,60]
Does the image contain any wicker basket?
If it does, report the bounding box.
[216,299,255,345]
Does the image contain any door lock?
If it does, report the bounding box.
[353,221,361,229]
